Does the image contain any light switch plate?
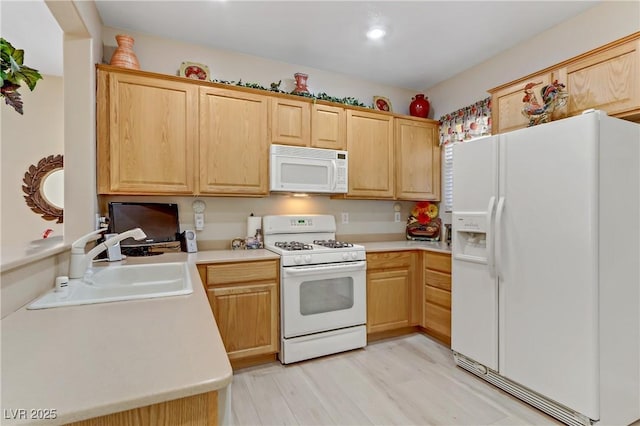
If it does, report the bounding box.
[341,212,349,224]
[394,212,401,222]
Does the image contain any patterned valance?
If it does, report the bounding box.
[439,97,492,146]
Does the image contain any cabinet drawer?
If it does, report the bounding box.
[424,269,451,291]
[424,251,451,273]
[367,251,414,270]
[206,260,278,285]
[425,285,450,309]
[424,302,451,338]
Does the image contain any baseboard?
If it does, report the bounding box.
[418,326,451,348]
[231,353,278,371]
[367,326,419,343]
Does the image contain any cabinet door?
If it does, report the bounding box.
[97,71,197,194]
[395,118,441,201]
[270,97,310,146]
[491,73,552,134]
[199,87,269,195]
[367,269,411,333]
[311,104,346,150]
[563,38,640,119]
[207,282,279,360]
[366,251,420,333]
[346,110,394,198]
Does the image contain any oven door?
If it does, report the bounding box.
[281,260,366,338]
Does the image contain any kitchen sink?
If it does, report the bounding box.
[27,262,193,309]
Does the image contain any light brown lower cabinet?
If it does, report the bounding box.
[366,251,420,335]
[68,391,218,426]
[198,260,279,367]
[423,251,452,346]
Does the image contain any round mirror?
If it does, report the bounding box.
[42,169,64,209]
[22,154,64,223]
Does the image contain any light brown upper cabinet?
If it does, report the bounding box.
[490,72,553,134]
[269,97,311,147]
[97,68,198,194]
[311,104,346,150]
[346,109,395,199]
[560,36,640,119]
[395,118,441,201]
[490,32,640,134]
[199,87,269,196]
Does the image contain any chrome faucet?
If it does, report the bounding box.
[68,228,147,279]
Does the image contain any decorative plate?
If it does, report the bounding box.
[179,61,210,81]
[427,203,439,219]
[373,96,392,112]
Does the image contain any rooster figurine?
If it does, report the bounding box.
[522,80,568,127]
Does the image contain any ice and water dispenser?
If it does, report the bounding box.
[452,213,489,263]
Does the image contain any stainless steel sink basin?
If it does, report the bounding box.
[28,262,193,309]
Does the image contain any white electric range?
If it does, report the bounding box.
[263,214,367,364]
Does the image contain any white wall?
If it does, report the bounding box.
[1,76,65,246]
[1,0,103,317]
[102,195,415,247]
[426,1,640,118]
[101,26,417,115]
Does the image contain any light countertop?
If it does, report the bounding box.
[359,240,452,254]
[1,256,233,425]
[1,236,69,273]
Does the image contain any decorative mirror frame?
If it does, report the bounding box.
[22,154,64,223]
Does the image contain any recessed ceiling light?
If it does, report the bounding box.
[366,28,386,40]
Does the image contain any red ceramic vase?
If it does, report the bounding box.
[410,94,430,118]
[293,72,309,93]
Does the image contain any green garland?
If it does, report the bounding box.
[211,78,369,108]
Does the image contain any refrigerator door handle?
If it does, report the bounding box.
[486,196,497,278]
[494,196,506,280]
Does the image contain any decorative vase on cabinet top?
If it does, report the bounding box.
[410,94,430,118]
[293,73,309,94]
[109,34,140,70]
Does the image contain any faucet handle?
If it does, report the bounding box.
[71,228,107,254]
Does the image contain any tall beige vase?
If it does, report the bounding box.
[109,34,140,70]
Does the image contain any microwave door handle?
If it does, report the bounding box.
[331,160,338,190]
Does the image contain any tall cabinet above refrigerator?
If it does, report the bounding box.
[451,110,639,426]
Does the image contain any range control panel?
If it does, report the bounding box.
[290,218,314,227]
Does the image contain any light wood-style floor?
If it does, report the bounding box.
[230,333,564,426]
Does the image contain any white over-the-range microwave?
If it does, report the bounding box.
[270,144,348,194]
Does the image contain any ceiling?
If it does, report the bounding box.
[1,0,63,76]
[94,0,601,90]
[1,1,601,89]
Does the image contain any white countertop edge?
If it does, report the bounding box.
[359,241,452,254]
[1,241,70,273]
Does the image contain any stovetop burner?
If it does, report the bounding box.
[313,239,354,249]
[275,241,314,251]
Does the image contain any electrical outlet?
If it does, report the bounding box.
[394,212,401,222]
[194,213,204,231]
[341,212,349,224]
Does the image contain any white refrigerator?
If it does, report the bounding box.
[451,110,640,426]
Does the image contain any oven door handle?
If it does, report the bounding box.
[283,261,366,276]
